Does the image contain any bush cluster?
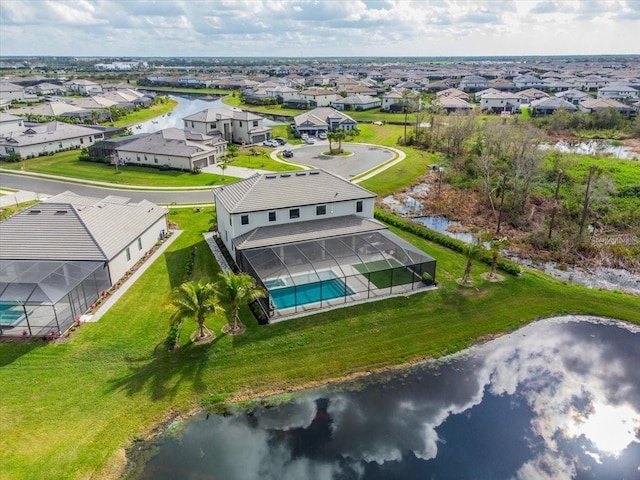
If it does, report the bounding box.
[374,210,522,276]
[184,246,197,280]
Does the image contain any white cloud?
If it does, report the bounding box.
[0,0,637,56]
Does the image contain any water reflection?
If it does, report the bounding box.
[136,317,640,479]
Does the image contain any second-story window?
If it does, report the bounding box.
[241,214,249,225]
[356,200,363,213]
[316,205,326,216]
[289,208,300,219]
[268,211,276,222]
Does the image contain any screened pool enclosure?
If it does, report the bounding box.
[236,230,436,318]
[0,259,110,337]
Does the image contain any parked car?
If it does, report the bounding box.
[303,137,315,144]
[282,149,294,158]
[274,137,287,145]
[262,139,278,147]
[318,132,327,139]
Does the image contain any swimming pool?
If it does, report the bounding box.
[0,304,25,326]
[269,278,354,310]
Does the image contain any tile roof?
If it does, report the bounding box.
[214,169,375,214]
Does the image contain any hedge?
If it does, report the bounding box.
[374,209,522,277]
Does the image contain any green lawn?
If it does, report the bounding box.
[227,148,303,172]
[110,98,178,127]
[1,207,639,480]
[0,150,240,188]
[353,259,417,288]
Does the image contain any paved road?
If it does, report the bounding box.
[0,173,215,205]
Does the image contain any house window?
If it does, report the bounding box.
[210,124,215,129]
[58,142,63,148]
[154,157,158,164]
[137,237,142,251]
[80,138,84,144]
[239,121,243,127]
[268,211,276,222]
[136,155,141,161]
[316,205,326,216]
[253,121,258,127]
[241,214,249,225]
[191,122,195,128]
[289,208,300,219]
[356,200,363,213]
[229,215,232,226]
[125,247,131,261]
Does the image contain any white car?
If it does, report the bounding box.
[262,140,278,147]
[318,132,327,139]
[303,137,315,144]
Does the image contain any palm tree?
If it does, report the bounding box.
[460,237,482,286]
[479,232,508,280]
[170,281,223,341]
[334,128,347,153]
[216,271,266,334]
[326,131,337,153]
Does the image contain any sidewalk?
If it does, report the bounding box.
[0,189,46,208]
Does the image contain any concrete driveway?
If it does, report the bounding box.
[277,142,396,179]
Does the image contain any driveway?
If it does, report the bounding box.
[279,142,396,179]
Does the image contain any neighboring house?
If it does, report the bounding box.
[480,92,523,113]
[0,112,24,135]
[579,98,636,116]
[10,101,93,121]
[596,84,639,102]
[293,107,357,136]
[513,75,544,89]
[436,88,469,100]
[113,128,227,171]
[0,82,26,102]
[26,82,65,96]
[487,78,516,91]
[0,191,167,337]
[282,98,317,110]
[529,97,577,115]
[555,88,591,105]
[576,75,608,92]
[294,88,341,107]
[64,79,102,95]
[0,121,103,158]
[332,94,381,111]
[381,90,403,111]
[182,107,272,145]
[213,169,436,319]
[516,88,549,104]
[459,75,488,91]
[434,95,473,113]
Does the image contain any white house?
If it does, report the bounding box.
[293,107,357,137]
[597,84,638,102]
[381,91,403,111]
[0,112,24,135]
[114,128,227,171]
[293,88,341,107]
[213,169,437,319]
[0,82,26,102]
[0,121,103,159]
[332,94,381,111]
[182,107,272,145]
[480,92,523,113]
[64,79,102,95]
[0,191,167,336]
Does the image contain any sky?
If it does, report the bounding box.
[1,0,639,58]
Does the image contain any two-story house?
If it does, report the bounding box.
[214,169,437,319]
[293,107,357,137]
[182,107,272,145]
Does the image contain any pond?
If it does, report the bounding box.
[540,140,640,160]
[132,95,284,134]
[129,316,640,480]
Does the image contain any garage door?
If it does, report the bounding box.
[253,134,266,144]
[193,159,206,168]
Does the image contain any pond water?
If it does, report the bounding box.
[130,316,640,480]
[132,95,282,134]
[540,140,640,160]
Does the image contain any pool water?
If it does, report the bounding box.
[269,278,354,309]
[0,304,24,325]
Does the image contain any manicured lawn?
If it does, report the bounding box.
[227,148,303,172]
[353,259,417,288]
[0,150,240,188]
[110,98,178,127]
[1,207,639,480]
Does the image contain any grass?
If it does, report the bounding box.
[0,150,240,188]
[1,207,639,480]
[353,259,417,288]
[227,148,303,172]
[110,98,178,127]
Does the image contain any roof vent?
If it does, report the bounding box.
[55,210,68,215]
[309,171,320,175]
[295,172,306,176]
[28,209,41,214]
[280,173,291,178]
[265,174,277,179]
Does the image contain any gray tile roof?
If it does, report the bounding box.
[0,191,166,262]
[182,107,262,123]
[234,215,386,250]
[0,121,101,147]
[116,128,216,157]
[214,169,375,214]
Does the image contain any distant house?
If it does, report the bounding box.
[64,79,102,95]
[0,121,103,159]
[381,90,403,111]
[0,112,24,135]
[294,88,341,107]
[282,98,317,110]
[459,75,488,91]
[0,191,168,337]
[113,128,227,171]
[480,92,523,113]
[182,107,272,145]
[576,75,608,92]
[529,97,577,115]
[436,88,469,101]
[513,75,544,89]
[597,84,638,102]
[332,94,381,111]
[0,82,26,102]
[579,98,636,116]
[516,88,549,104]
[433,95,473,113]
[293,107,357,136]
[213,169,436,319]
[10,101,93,121]
[555,89,590,105]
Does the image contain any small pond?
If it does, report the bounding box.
[129,316,640,480]
[540,140,640,160]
